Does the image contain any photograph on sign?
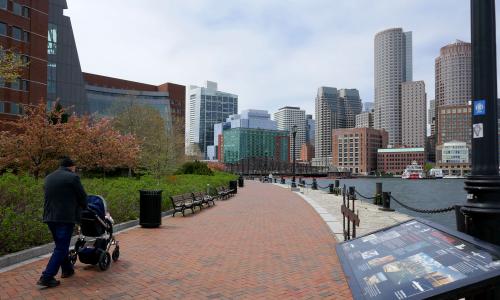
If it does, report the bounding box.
[336,219,500,300]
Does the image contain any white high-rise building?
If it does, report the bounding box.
[185,81,238,158]
[355,112,373,128]
[374,28,413,147]
[402,81,427,148]
[274,106,306,161]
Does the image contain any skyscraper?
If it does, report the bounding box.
[435,41,472,108]
[305,114,315,145]
[402,81,426,148]
[434,41,472,164]
[428,99,436,136]
[314,87,361,166]
[435,40,472,151]
[274,106,306,161]
[374,28,413,146]
[186,81,238,158]
[340,89,363,128]
[315,87,340,162]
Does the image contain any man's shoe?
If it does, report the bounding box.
[61,269,75,278]
[37,276,60,288]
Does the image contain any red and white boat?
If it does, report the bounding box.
[402,161,424,179]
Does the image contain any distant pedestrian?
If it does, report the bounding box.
[37,157,87,288]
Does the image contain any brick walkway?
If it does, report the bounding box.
[0,181,352,299]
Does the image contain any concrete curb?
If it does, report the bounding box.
[0,209,174,272]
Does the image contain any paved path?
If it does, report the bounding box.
[0,181,351,299]
[275,184,412,241]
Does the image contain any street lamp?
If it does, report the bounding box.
[291,125,298,188]
[461,0,500,246]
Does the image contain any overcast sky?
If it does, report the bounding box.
[66,0,497,116]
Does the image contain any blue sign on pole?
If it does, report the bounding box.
[473,99,486,116]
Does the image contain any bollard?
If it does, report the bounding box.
[455,205,466,233]
[335,179,340,188]
[375,182,383,205]
[312,178,318,190]
[349,186,356,200]
[379,192,395,212]
[328,183,334,194]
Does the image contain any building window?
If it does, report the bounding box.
[21,79,29,91]
[11,26,22,40]
[0,102,3,113]
[0,22,5,36]
[22,6,29,17]
[12,2,22,15]
[10,78,21,90]
[0,0,5,9]
[48,23,57,54]
[47,63,56,94]
[10,103,20,115]
[23,30,29,42]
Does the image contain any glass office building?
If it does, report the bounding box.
[223,128,289,164]
[86,85,172,122]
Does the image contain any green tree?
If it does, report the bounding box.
[424,162,434,173]
[112,105,185,178]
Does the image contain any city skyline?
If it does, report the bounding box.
[65,0,490,116]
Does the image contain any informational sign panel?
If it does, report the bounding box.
[336,219,500,299]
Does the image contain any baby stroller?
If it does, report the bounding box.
[68,195,120,271]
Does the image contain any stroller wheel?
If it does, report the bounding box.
[112,247,120,262]
[98,252,111,271]
[69,238,85,265]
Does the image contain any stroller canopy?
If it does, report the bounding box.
[87,195,106,219]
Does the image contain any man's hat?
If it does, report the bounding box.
[60,157,76,168]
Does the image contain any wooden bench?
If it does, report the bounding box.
[170,194,195,217]
[192,191,215,207]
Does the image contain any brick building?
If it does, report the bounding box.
[0,0,48,129]
[377,148,426,175]
[332,127,388,175]
[300,143,314,162]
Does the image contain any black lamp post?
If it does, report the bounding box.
[461,0,500,246]
[264,151,268,174]
[291,125,298,188]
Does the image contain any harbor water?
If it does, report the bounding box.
[297,177,466,229]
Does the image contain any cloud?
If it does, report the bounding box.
[66,0,493,116]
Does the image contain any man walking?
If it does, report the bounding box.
[37,157,87,288]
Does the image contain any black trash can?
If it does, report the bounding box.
[139,190,162,228]
[229,180,238,194]
[238,176,244,187]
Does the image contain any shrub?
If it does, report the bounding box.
[0,172,237,255]
[175,161,213,176]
